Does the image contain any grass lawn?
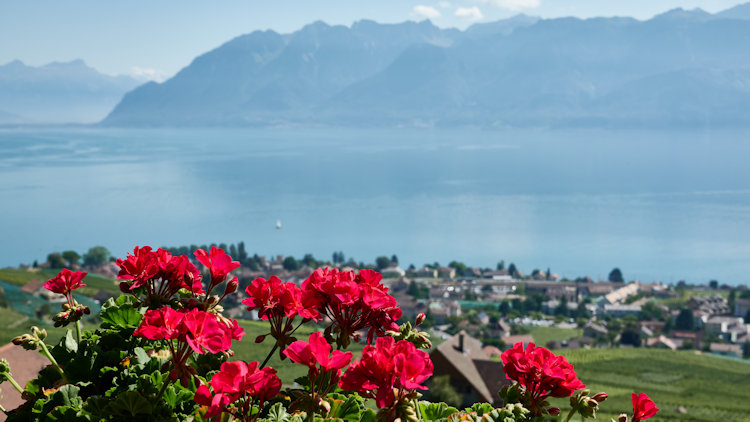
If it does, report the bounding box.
[526,326,583,346]
[551,348,750,422]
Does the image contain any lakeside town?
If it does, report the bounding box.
[3,244,748,361]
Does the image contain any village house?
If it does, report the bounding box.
[429,331,510,408]
[704,316,748,343]
[709,342,743,359]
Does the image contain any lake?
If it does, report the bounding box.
[1,126,749,285]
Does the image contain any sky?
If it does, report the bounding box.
[1,0,747,81]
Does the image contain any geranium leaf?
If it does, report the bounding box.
[64,329,78,353]
[100,296,142,329]
[328,395,362,421]
[359,409,376,422]
[108,391,153,416]
[265,402,291,422]
[419,401,458,421]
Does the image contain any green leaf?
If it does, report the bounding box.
[64,329,78,353]
[48,385,82,408]
[328,395,363,421]
[133,347,150,365]
[100,296,143,329]
[466,402,494,416]
[359,409,376,422]
[265,402,291,422]
[419,401,459,421]
[108,391,153,416]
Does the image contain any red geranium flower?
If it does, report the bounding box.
[43,268,87,296]
[116,246,204,298]
[182,309,235,354]
[194,360,281,421]
[339,336,433,409]
[194,246,240,289]
[632,392,659,422]
[284,331,352,373]
[133,307,185,340]
[301,267,401,348]
[501,342,585,416]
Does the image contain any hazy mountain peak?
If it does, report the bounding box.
[652,7,714,21]
[717,2,750,20]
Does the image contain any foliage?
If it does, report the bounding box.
[608,268,624,283]
[82,246,111,266]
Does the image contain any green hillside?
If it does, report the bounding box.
[553,348,750,422]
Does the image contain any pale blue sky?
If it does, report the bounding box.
[1,0,747,80]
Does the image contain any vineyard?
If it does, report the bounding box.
[555,348,750,421]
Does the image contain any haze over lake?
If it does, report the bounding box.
[1,126,749,285]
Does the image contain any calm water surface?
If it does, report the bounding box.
[1,126,749,285]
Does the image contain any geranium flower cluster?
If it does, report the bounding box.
[500,342,586,417]
[339,336,433,417]
[42,268,91,326]
[242,275,320,356]
[301,267,402,348]
[194,360,281,422]
[116,246,204,300]
[283,332,352,413]
[134,306,244,384]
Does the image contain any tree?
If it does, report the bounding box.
[608,268,624,283]
[675,308,695,331]
[47,252,66,269]
[229,244,238,259]
[282,256,300,271]
[423,375,463,408]
[61,250,80,267]
[302,254,317,267]
[237,241,248,262]
[508,263,518,278]
[390,254,399,265]
[620,323,642,347]
[448,261,467,276]
[709,280,719,289]
[375,256,391,271]
[497,260,505,271]
[554,296,569,317]
[499,301,511,316]
[83,246,110,266]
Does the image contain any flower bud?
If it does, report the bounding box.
[318,398,331,413]
[586,398,599,408]
[255,334,267,343]
[548,407,561,416]
[618,413,628,422]
[31,327,47,340]
[415,313,426,326]
[592,392,608,403]
[119,282,130,293]
[225,277,238,295]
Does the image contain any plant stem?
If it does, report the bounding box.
[7,374,24,394]
[413,397,423,421]
[75,320,82,344]
[37,340,66,382]
[565,403,580,422]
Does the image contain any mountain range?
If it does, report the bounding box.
[0,60,140,124]
[11,4,750,128]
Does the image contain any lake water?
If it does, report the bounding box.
[1,126,749,285]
